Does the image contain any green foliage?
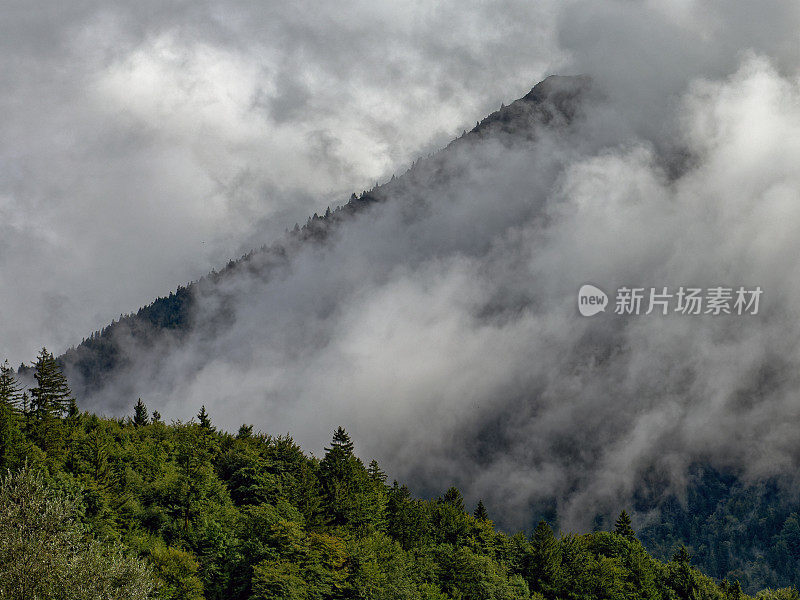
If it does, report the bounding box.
[0,361,23,469]
[318,426,386,531]
[197,406,213,430]
[636,467,800,592]
[474,500,489,522]
[134,399,150,428]
[0,465,155,599]
[28,347,73,460]
[0,378,790,600]
[614,510,635,541]
[149,543,205,600]
[30,347,73,419]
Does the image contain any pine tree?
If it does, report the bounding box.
[30,348,73,419]
[367,459,386,484]
[0,361,23,467]
[327,426,354,456]
[441,487,464,512]
[29,348,73,456]
[197,405,214,430]
[474,500,488,521]
[133,399,149,427]
[527,520,562,596]
[151,410,162,424]
[614,510,636,540]
[319,427,385,529]
[0,361,22,408]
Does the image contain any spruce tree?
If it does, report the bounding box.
[474,499,489,521]
[197,405,214,430]
[367,459,386,484]
[29,348,73,456]
[319,427,385,529]
[528,520,562,596]
[0,361,22,408]
[30,348,73,419]
[614,510,636,540]
[0,361,22,468]
[441,487,465,512]
[327,426,354,456]
[319,427,356,525]
[133,399,149,427]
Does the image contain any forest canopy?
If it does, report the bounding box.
[0,349,796,600]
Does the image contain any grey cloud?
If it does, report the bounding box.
[8,0,800,535]
[80,53,800,533]
[0,0,562,363]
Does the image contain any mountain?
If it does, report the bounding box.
[57,74,592,404]
[45,73,800,593]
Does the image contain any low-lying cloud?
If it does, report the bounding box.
[7,1,800,532]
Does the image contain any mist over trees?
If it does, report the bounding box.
[3,0,800,596]
[2,352,797,599]
[1,69,795,595]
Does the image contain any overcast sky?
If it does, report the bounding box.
[0,0,566,365]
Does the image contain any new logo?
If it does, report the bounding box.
[578,284,608,316]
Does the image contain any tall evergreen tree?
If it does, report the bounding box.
[30,348,73,419]
[327,426,354,456]
[0,361,22,408]
[441,487,465,513]
[474,500,488,521]
[615,510,636,540]
[29,348,73,457]
[0,361,22,468]
[197,405,214,430]
[527,520,562,596]
[319,427,385,530]
[133,398,149,427]
[367,459,386,484]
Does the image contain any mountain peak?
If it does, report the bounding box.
[471,74,591,137]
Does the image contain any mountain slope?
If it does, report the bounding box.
[45,72,800,594]
[58,74,592,403]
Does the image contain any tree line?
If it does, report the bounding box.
[0,348,798,599]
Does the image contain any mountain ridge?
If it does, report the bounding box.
[53,74,592,400]
[29,73,800,593]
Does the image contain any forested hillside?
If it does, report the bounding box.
[2,350,794,600]
[29,74,800,595]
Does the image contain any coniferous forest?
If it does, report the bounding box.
[0,349,797,600]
